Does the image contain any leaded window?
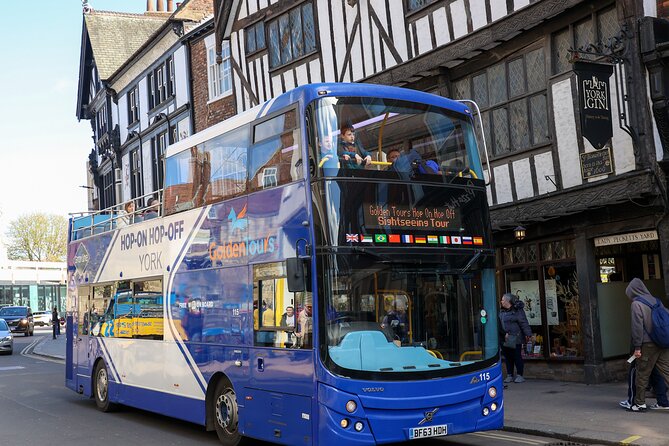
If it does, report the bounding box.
[267,3,317,69]
[152,131,168,191]
[246,21,266,54]
[451,46,549,157]
[406,0,437,12]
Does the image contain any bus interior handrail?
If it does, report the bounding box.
[69,189,164,241]
[456,99,492,186]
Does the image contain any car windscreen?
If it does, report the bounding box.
[0,308,27,317]
[0,319,8,330]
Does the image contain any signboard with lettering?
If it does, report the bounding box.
[574,62,614,150]
[580,147,613,179]
[594,230,658,247]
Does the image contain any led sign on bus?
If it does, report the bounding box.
[365,204,461,231]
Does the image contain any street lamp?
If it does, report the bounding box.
[514,226,526,241]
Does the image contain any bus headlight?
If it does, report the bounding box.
[346,400,357,413]
[482,407,490,416]
[354,421,364,432]
[340,419,350,428]
[490,402,498,411]
[488,386,497,398]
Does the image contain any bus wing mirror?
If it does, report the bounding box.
[286,257,306,292]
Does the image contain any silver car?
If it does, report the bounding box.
[0,319,12,355]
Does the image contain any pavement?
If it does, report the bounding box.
[30,336,669,445]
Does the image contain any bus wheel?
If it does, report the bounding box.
[93,361,116,412]
[213,380,242,446]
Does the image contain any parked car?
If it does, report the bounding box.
[33,310,52,326]
[0,319,13,354]
[0,306,34,336]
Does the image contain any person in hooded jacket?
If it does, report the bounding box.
[626,277,669,411]
[498,293,532,383]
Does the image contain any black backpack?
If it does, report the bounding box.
[636,296,669,349]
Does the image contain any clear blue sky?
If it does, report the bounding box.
[0,0,146,236]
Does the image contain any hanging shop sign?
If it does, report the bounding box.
[594,230,658,247]
[580,146,613,179]
[574,61,614,150]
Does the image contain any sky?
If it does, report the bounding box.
[0,0,147,239]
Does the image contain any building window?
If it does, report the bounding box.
[102,168,115,209]
[96,105,108,137]
[147,57,174,110]
[499,239,580,360]
[130,148,143,199]
[167,56,175,97]
[128,86,139,125]
[246,21,266,54]
[148,72,156,110]
[452,46,548,157]
[406,0,437,12]
[267,2,316,69]
[551,7,619,75]
[207,41,232,100]
[152,131,168,190]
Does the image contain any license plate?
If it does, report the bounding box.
[409,424,448,439]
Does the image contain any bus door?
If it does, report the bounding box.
[74,286,92,394]
[245,262,313,444]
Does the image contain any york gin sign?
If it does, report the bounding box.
[574,62,614,150]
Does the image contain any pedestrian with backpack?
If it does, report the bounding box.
[626,277,669,412]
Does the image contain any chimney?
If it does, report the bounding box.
[157,0,164,11]
[167,0,174,11]
[146,0,154,11]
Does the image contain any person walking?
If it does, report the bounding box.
[620,360,669,410]
[51,306,59,339]
[498,293,532,384]
[626,277,669,412]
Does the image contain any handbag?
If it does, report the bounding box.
[503,333,519,348]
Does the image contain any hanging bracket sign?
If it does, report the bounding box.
[574,61,614,150]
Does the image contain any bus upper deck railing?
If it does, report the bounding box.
[69,190,163,241]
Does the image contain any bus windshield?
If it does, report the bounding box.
[321,253,494,378]
[309,96,477,179]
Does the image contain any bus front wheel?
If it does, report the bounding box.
[93,361,117,412]
[213,380,242,446]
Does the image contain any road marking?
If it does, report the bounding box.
[0,366,25,371]
[20,336,64,364]
[471,431,548,445]
[621,435,642,444]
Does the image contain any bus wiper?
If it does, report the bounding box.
[459,250,482,274]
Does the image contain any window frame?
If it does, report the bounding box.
[245,21,267,56]
[130,147,143,199]
[206,40,233,102]
[267,2,318,70]
[128,86,139,126]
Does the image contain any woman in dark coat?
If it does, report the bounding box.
[498,293,532,383]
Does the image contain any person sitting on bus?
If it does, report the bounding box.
[117,201,136,228]
[381,305,408,344]
[318,135,339,171]
[143,197,160,220]
[405,149,439,175]
[295,298,313,348]
[280,306,296,347]
[338,125,371,169]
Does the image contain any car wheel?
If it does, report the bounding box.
[213,379,243,446]
[94,361,117,412]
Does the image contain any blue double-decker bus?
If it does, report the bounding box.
[66,83,502,445]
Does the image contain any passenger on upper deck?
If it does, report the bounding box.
[117,201,136,228]
[318,134,339,170]
[338,125,371,169]
[143,197,160,220]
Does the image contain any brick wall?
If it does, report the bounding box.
[190,33,236,133]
